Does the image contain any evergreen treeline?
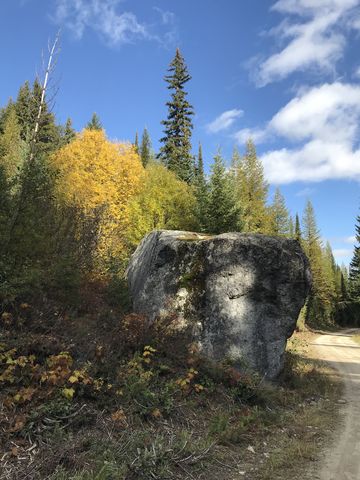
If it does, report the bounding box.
[0,47,348,328]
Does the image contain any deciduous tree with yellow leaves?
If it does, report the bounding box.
[51,129,144,272]
[126,162,197,247]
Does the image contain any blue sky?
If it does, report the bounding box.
[1,0,360,265]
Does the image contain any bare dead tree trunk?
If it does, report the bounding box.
[1,31,61,255]
[29,32,60,163]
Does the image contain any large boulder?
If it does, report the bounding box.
[127,231,311,379]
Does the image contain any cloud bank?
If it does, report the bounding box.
[255,83,360,184]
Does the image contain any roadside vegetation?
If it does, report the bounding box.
[0,303,342,480]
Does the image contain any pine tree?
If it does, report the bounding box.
[207,151,239,234]
[134,132,139,154]
[236,139,269,233]
[158,49,194,183]
[86,113,102,130]
[295,213,302,242]
[140,128,152,167]
[349,215,360,300]
[194,143,209,232]
[270,188,290,236]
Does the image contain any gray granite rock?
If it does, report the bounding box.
[126,230,311,379]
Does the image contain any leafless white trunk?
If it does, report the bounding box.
[1,31,61,253]
[29,31,60,163]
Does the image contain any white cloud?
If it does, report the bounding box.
[345,235,357,244]
[234,127,268,145]
[206,109,243,134]
[153,7,175,26]
[333,248,353,257]
[53,0,176,47]
[240,82,360,183]
[254,0,359,86]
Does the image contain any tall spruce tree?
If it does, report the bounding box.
[158,49,194,183]
[349,215,360,300]
[86,113,102,130]
[236,139,269,233]
[207,151,239,234]
[140,128,152,167]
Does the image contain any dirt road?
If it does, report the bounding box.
[312,330,360,480]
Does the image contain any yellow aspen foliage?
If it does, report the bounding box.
[126,163,197,246]
[51,129,144,268]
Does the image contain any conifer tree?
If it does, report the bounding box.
[140,128,152,167]
[322,241,337,307]
[295,213,302,242]
[207,151,239,234]
[340,272,348,300]
[270,188,290,236]
[14,80,60,155]
[30,79,60,153]
[289,216,295,238]
[230,145,241,173]
[0,99,15,134]
[302,200,332,325]
[158,49,194,183]
[86,113,102,130]
[0,107,25,180]
[134,132,139,154]
[194,143,209,232]
[349,215,360,300]
[62,118,76,145]
[15,81,33,141]
[341,263,349,287]
[236,139,269,233]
